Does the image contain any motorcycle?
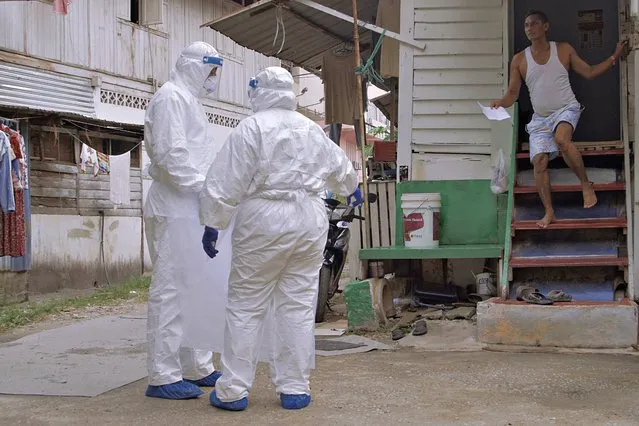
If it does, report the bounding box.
[315,192,377,323]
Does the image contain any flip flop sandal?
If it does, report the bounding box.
[391,329,406,340]
[522,292,553,305]
[516,285,539,301]
[412,320,428,336]
[547,290,573,302]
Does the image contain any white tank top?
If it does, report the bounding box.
[524,42,578,117]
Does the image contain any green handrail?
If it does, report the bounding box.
[500,102,519,298]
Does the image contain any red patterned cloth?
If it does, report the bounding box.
[0,125,27,257]
[0,189,25,257]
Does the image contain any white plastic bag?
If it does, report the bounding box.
[490,148,508,194]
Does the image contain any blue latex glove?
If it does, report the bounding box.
[202,226,219,259]
[347,188,364,207]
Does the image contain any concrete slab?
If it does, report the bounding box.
[398,321,484,352]
[0,310,147,397]
[477,298,639,349]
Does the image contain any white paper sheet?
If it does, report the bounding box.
[477,102,511,121]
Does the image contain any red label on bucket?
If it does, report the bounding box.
[403,213,424,242]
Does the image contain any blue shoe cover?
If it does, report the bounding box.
[184,371,222,387]
[145,380,204,400]
[209,390,248,411]
[280,393,311,410]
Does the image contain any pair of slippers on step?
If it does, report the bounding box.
[516,286,573,305]
[391,319,428,341]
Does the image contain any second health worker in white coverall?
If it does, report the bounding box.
[143,41,224,400]
[199,66,362,411]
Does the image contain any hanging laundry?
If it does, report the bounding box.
[0,124,26,257]
[97,151,110,175]
[53,0,71,16]
[0,130,25,257]
[322,50,358,125]
[109,151,131,207]
[79,143,99,176]
[0,125,24,188]
[0,132,15,213]
[376,0,400,79]
[1,124,23,161]
[0,189,26,257]
[18,132,28,190]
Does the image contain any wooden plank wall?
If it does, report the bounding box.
[411,0,504,154]
[30,161,143,217]
[346,181,397,279]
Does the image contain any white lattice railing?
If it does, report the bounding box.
[100,89,150,110]
[100,89,241,128]
[205,112,241,128]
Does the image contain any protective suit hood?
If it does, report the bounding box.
[248,67,297,113]
[170,41,221,99]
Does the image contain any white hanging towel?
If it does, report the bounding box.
[109,152,131,206]
[80,143,99,176]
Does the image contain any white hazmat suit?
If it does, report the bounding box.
[144,41,224,392]
[199,67,359,404]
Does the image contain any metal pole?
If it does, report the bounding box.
[389,83,396,143]
[351,0,371,249]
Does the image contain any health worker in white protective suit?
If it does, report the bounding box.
[143,41,225,400]
[199,66,363,411]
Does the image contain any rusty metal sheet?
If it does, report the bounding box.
[201,0,378,73]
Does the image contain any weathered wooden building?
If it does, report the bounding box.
[0,0,279,302]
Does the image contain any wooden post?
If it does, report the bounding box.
[351,0,371,249]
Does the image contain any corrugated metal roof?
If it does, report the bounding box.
[0,62,95,117]
[202,0,379,73]
[0,105,143,133]
[371,92,396,126]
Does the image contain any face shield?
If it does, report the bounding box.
[201,55,224,97]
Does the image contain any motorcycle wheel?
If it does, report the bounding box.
[315,265,332,323]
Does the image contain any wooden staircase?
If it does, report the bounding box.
[506,140,630,301]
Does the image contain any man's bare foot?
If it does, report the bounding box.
[583,182,597,208]
[537,212,556,228]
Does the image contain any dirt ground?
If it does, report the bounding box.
[2,298,639,425]
[1,349,639,425]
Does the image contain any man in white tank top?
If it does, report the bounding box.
[491,10,627,228]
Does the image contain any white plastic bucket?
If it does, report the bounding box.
[401,193,441,249]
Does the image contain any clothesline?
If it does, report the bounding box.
[62,118,144,137]
[59,126,142,157]
[1,117,19,131]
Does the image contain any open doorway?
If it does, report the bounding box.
[512,0,621,144]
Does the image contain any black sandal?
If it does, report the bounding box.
[412,320,428,336]
[516,285,538,301]
[547,290,573,302]
[391,329,406,340]
[522,292,553,305]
